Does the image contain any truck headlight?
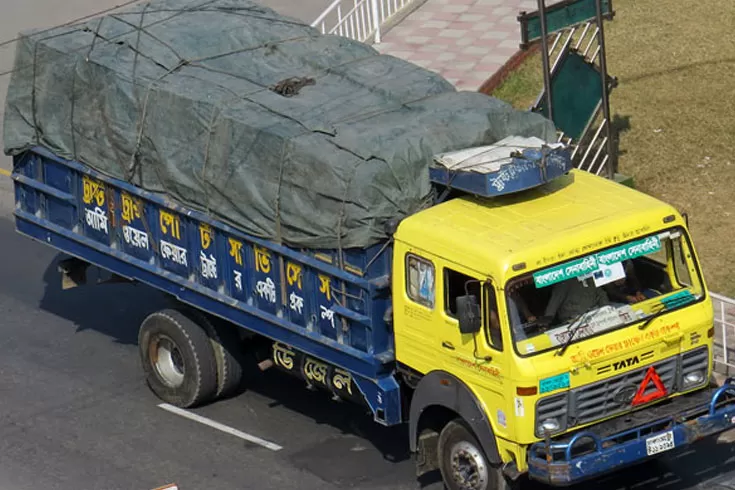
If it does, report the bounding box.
[680,347,709,390]
[535,393,568,437]
[683,370,705,388]
[537,418,561,435]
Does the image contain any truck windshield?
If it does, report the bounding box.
[507,228,704,356]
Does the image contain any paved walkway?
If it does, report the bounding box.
[375,0,538,91]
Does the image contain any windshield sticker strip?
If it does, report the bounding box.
[533,255,598,288]
[533,236,662,288]
[539,372,570,393]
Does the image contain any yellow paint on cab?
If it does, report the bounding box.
[392,169,713,470]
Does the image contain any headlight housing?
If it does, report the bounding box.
[537,418,561,435]
[683,370,705,388]
[680,346,709,390]
[535,393,567,437]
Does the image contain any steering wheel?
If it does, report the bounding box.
[522,316,552,333]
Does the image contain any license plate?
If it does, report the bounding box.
[645,431,675,456]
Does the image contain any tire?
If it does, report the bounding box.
[187,310,244,399]
[438,419,510,490]
[138,309,218,408]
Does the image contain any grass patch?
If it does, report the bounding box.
[489,58,543,110]
[490,0,735,296]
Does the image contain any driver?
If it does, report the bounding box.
[544,277,610,325]
[508,278,537,339]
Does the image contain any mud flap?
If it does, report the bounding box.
[416,429,439,477]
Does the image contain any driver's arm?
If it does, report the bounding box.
[544,282,570,321]
[517,295,536,321]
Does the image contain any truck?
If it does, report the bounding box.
[4,1,735,489]
[8,141,735,489]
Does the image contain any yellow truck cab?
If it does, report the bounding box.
[394,167,724,488]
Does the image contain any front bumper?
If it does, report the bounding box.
[528,380,735,486]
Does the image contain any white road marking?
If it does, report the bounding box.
[157,403,283,451]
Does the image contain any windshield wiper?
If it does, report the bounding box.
[638,292,698,330]
[555,308,597,357]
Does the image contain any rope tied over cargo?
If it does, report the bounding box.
[126,58,191,182]
[8,0,558,251]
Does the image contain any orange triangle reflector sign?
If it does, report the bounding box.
[632,366,668,406]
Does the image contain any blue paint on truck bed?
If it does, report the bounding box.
[12,146,402,425]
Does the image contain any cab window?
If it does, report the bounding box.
[484,285,503,351]
[444,268,479,317]
[443,268,503,351]
[406,254,435,308]
[508,228,703,356]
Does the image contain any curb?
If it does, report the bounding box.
[477,43,541,95]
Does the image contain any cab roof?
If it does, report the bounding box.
[395,169,683,282]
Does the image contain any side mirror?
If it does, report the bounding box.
[456,295,481,335]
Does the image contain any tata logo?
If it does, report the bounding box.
[612,356,640,371]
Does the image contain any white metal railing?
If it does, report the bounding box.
[311,0,418,44]
[712,292,735,372]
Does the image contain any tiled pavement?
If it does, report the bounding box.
[375,0,541,91]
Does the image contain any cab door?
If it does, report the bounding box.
[393,244,511,437]
[393,250,445,374]
[439,265,509,436]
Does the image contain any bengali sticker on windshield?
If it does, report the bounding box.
[533,255,599,288]
[533,236,662,288]
[596,236,662,265]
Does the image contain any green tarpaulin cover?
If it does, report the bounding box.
[4,0,555,248]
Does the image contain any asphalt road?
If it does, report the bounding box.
[2,1,735,490]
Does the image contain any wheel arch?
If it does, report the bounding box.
[409,370,501,465]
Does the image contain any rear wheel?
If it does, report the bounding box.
[438,419,510,490]
[138,309,218,408]
[188,310,244,399]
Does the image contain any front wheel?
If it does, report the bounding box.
[438,420,510,490]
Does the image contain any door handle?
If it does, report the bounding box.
[442,341,455,350]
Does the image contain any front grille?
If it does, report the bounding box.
[570,356,678,425]
[534,346,709,435]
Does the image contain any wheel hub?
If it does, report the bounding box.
[150,335,185,388]
[449,441,489,490]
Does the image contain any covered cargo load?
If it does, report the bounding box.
[3,0,555,249]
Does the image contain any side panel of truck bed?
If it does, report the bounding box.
[12,147,401,424]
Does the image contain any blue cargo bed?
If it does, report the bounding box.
[12,146,401,425]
